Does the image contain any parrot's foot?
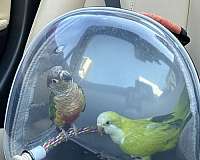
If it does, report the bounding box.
[130,156,150,160]
[60,127,69,142]
[142,156,151,160]
[130,155,142,160]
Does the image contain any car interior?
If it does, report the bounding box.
[0,0,199,159]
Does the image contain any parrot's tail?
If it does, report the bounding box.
[171,86,192,129]
[150,86,192,130]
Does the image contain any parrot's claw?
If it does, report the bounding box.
[60,128,69,142]
[131,155,142,160]
[142,156,151,160]
[72,123,78,136]
[131,155,151,160]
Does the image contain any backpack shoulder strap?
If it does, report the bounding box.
[105,0,121,8]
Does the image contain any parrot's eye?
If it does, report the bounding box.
[105,121,111,125]
[52,79,59,84]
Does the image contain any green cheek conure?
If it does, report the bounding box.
[47,66,86,129]
[97,87,191,160]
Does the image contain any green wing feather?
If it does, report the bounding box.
[120,118,179,157]
[172,86,191,126]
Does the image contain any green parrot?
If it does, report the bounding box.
[47,66,86,129]
[97,87,191,160]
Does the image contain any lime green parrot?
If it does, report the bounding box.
[47,66,86,129]
[97,87,191,160]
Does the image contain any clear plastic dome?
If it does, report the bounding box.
[4,7,200,160]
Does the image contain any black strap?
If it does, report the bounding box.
[173,28,190,46]
[105,0,121,8]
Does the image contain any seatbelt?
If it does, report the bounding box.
[105,0,121,8]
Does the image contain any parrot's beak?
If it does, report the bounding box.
[97,114,107,135]
[97,126,104,135]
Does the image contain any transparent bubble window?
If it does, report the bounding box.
[4,8,200,160]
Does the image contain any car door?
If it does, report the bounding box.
[0,0,41,127]
[0,0,10,58]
